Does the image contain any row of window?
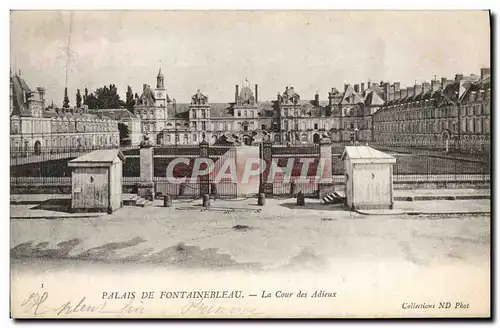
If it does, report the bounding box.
[374,118,490,134]
[376,104,489,122]
[11,133,119,151]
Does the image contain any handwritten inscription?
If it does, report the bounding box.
[20,292,145,317]
[180,298,262,317]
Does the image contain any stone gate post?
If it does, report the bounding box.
[199,140,210,197]
[317,138,335,198]
[138,135,155,200]
[259,140,273,196]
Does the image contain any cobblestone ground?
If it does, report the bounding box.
[10,199,490,272]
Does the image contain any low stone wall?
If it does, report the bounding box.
[393,180,490,190]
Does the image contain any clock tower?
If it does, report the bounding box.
[154,66,167,108]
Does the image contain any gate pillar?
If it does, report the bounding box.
[259,140,273,196]
[199,140,210,197]
[137,135,155,201]
[317,138,335,198]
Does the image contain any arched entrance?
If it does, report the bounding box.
[34,140,41,155]
[313,133,320,144]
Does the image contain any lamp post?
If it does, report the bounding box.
[173,98,177,147]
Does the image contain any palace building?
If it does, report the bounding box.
[372,68,491,151]
[10,71,120,154]
[10,65,491,152]
[135,67,389,146]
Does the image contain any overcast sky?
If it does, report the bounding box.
[10,10,490,106]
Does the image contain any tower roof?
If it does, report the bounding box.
[157,67,164,79]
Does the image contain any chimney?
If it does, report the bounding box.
[360,83,365,93]
[431,79,440,92]
[422,82,431,94]
[455,73,464,82]
[235,84,239,102]
[393,82,400,92]
[480,68,490,79]
[255,84,258,103]
[354,84,359,93]
[143,84,147,91]
[383,82,390,101]
[315,92,319,106]
[367,81,371,89]
[395,90,401,100]
[407,86,414,98]
[344,84,348,92]
[441,77,453,89]
[415,84,423,96]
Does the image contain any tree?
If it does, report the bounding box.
[83,88,89,105]
[76,89,82,108]
[125,86,135,112]
[85,84,123,110]
[63,87,70,108]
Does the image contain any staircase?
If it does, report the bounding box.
[122,194,153,207]
[321,191,345,205]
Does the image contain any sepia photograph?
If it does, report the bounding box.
[9,9,491,318]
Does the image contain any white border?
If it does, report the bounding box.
[2,1,497,327]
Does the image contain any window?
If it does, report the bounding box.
[166,135,171,143]
[238,111,241,117]
[350,123,354,130]
[261,124,266,130]
[193,111,197,119]
[244,110,248,117]
[202,122,206,131]
[175,134,179,142]
[183,134,188,143]
[193,134,197,142]
[314,123,318,130]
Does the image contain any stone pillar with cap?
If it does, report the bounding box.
[259,140,273,196]
[317,136,335,199]
[199,139,210,197]
[137,134,155,201]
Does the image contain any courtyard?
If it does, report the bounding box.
[10,197,491,271]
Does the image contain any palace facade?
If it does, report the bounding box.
[10,66,491,152]
[135,67,388,146]
[373,68,491,151]
[10,71,120,154]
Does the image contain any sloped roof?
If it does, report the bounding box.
[283,87,299,98]
[339,85,365,105]
[69,149,125,164]
[10,74,32,116]
[341,146,395,161]
[364,90,385,106]
[99,108,139,120]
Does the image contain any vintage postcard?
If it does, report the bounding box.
[9,10,491,318]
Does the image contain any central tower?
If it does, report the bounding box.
[154,66,167,108]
